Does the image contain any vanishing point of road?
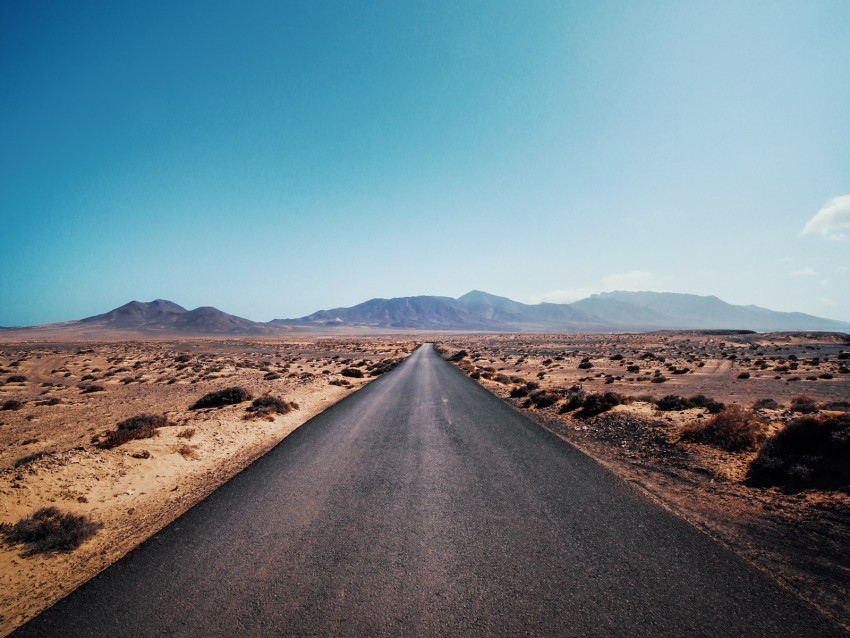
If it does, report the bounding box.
[14,344,844,637]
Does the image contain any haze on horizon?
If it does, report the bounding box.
[1,1,849,327]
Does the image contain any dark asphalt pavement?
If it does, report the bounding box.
[13,344,845,636]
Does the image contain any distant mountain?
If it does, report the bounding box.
[582,291,850,332]
[4,291,849,336]
[75,300,278,335]
[81,300,188,329]
[275,290,850,333]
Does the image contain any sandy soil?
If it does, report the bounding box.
[0,338,415,635]
[438,332,850,631]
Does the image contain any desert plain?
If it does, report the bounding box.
[0,336,415,634]
[0,331,848,634]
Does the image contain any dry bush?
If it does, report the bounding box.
[190,386,252,409]
[790,395,819,414]
[0,507,100,554]
[575,392,622,419]
[246,395,297,416]
[79,384,105,394]
[13,451,50,468]
[2,399,23,411]
[680,405,766,452]
[753,398,779,410]
[6,375,27,383]
[176,428,196,439]
[340,368,364,379]
[748,413,850,492]
[96,414,168,449]
[688,394,725,414]
[656,395,694,411]
[558,385,586,414]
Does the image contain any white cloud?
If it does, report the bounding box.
[802,195,850,240]
[790,267,818,277]
[837,266,849,275]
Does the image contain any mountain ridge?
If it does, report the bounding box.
[4,291,850,335]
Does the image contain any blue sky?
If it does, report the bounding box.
[2,0,849,326]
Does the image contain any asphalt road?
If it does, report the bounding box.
[14,344,844,637]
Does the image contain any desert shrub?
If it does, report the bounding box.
[656,395,694,411]
[529,391,556,409]
[177,428,196,439]
[95,428,159,450]
[329,378,350,387]
[449,350,468,361]
[610,354,623,361]
[2,399,23,411]
[753,398,779,410]
[577,359,593,370]
[190,386,252,409]
[96,414,168,449]
[6,375,27,383]
[748,413,850,492]
[509,386,529,398]
[117,414,169,431]
[175,354,192,363]
[0,507,100,554]
[247,395,297,415]
[559,385,586,413]
[576,392,622,419]
[79,384,105,393]
[737,372,750,379]
[340,368,364,379]
[264,372,281,380]
[369,358,402,376]
[493,374,511,384]
[822,401,850,412]
[680,406,766,452]
[626,364,640,373]
[790,395,818,414]
[689,394,725,414]
[13,451,50,468]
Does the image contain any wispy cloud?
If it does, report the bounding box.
[790,267,818,276]
[837,266,849,275]
[802,195,850,241]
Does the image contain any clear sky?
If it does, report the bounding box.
[2,0,849,326]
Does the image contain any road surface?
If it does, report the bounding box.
[13,344,844,636]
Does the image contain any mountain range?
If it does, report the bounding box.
[5,290,847,336]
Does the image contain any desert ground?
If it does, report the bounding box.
[437,331,850,631]
[0,337,416,635]
[2,331,848,634]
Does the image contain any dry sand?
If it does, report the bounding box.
[0,337,415,635]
